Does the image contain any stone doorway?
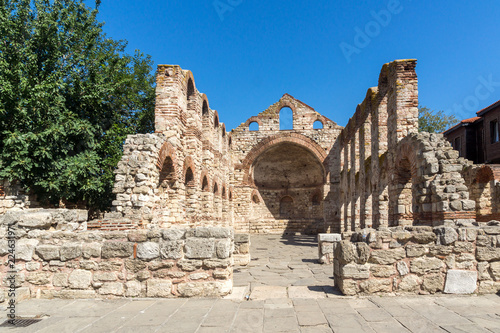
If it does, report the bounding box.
[232,235,336,299]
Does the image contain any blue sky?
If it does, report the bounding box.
[89,0,500,130]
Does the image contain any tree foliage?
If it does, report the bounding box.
[418,106,458,133]
[0,0,155,211]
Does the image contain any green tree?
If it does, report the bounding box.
[0,0,155,211]
[418,106,458,133]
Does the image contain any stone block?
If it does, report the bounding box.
[410,257,443,275]
[184,238,215,259]
[371,264,396,278]
[137,242,160,260]
[193,227,232,239]
[359,279,392,293]
[320,243,334,255]
[93,272,117,282]
[125,281,142,297]
[0,240,8,256]
[406,244,427,257]
[489,261,500,281]
[101,241,134,259]
[80,260,98,270]
[398,275,420,292]
[423,273,444,293]
[36,245,60,261]
[16,239,39,261]
[177,281,232,297]
[190,272,209,280]
[341,263,370,279]
[146,279,172,297]
[203,259,230,269]
[369,248,405,265]
[411,232,437,244]
[159,241,184,259]
[68,269,92,289]
[216,239,232,259]
[453,241,474,253]
[162,228,186,241]
[60,243,82,261]
[127,230,148,242]
[18,212,52,229]
[82,243,101,258]
[25,262,40,271]
[434,227,458,245]
[476,246,500,262]
[318,233,341,242]
[397,261,409,276]
[26,272,51,285]
[99,282,124,296]
[53,273,68,287]
[337,278,358,296]
[444,270,477,294]
[177,259,203,271]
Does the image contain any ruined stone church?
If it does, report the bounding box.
[108,59,487,235]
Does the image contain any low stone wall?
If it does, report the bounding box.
[0,226,234,300]
[318,233,341,264]
[334,225,500,295]
[1,209,88,231]
[233,234,250,266]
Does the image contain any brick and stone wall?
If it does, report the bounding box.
[0,221,233,300]
[333,224,500,295]
[338,60,475,231]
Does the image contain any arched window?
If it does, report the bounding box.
[214,115,219,128]
[222,187,226,199]
[202,176,209,191]
[279,107,293,130]
[202,100,209,116]
[184,167,194,185]
[187,78,195,100]
[229,191,232,201]
[249,122,259,131]
[313,120,323,129]
[159,156,175,187]
[252,194,260,204]
[213,183,218,195]
[280,196,294,217]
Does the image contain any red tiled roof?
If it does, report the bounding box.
[476,99,500,116]
[461,116,481,123]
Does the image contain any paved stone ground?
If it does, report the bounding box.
[233,235,335,298]
[1,235,499,332]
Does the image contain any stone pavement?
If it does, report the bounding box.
[1,235,500,332]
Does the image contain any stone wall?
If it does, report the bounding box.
[0,214,234,300]
[462,164,500,222]
[233,233,250,266]
[109,65,234,230]
[0,180,37,214]
[230,94,342,234]
[333,224,500,295]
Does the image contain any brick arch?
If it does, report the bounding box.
[200,169,210,191]
[157,142,177,184]
[240,133,328,185]
[183,156,196,184]
[475,165,496,183]
[157,141,177,171]
[251,189,260,203]
[244,116,263,129]
[201,94,210,116]
[184,71,196,98]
